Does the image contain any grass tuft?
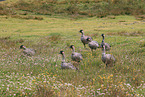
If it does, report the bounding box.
[36,84,56,97]
[11,15,43,20]
[107,31,145,36]
[139,39,145,47]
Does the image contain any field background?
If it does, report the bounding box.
[0,0,145,96]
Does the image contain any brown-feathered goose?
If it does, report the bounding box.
[20,45,36,56]
[101,34,111,51]
[86,37,99,52]
[59,51,77,70]
[69,45,83,62]
[101,45,115,67]
[79,30,92,48]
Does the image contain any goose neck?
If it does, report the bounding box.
[102,36,105,39]
[61,54,65,62]
[81,32,84,36]
[23,46,27,50]
[102,36,105,44]
[102,52,106,56]
[102,46,106,55]
[102,39,104,43]
[72,47,75,52]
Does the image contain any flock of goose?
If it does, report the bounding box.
[20,30,115,70]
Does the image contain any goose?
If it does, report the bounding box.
[59,51,77,70]
[101,45,115,67]
[79,30,92,48]
[69,45,83,62]
[20,45,36,56]
[86,37,99,52]
[101,34,111,51]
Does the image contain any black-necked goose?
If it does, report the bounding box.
[86,37,99,52]
[70,45,83,62]
[101,34,111,51]
[79,30,92,48]
[101,45,115,67]
[20,45,36,56]
[59,51,77,70]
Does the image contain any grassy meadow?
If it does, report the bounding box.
[0,0,145,96]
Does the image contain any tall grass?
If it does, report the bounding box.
[0,0,145,18]
[0,14,145,96]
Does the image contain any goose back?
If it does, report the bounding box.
[101,42,111,51]
[101,45,115,66]
[87,38,99,51]
[88,41,99,50]
[70,45,83,62]
[61,62,76,70]
[23,48,36,56]
[71,52,83,62]
[20,45,36,56]
[102,54,115,65]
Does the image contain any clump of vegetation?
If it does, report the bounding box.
[135,15,145,20]
[36,84,56,97]
[11,15,43,20]
[0,4,15,15]
[139,39,145,47]
[107,31,145,36]
[1,0,145,18]
[49,33,61,42]
[0,36,10,40]
[0,37,24,49]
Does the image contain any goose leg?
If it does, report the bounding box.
[83,43,86,48]
[76,67,80,72]
[91,49,93,54]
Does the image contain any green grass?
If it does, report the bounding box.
[0,15,145,96]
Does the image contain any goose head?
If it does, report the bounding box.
[101,34,105,38]
[102,45,106,55]
[59,51,64,55]
[70,45,75,52]
[20,45,26,49]
[79,30,84,33]
[86,37,91,42]
[69,45,74,49]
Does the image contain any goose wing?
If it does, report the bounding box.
[88,41,99,49]
[23,48,35,56]
[93,41,99,47]
[106,54,115,64]
[61,62,76,70]
[81,36,92,44]
[72,52,83,62]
